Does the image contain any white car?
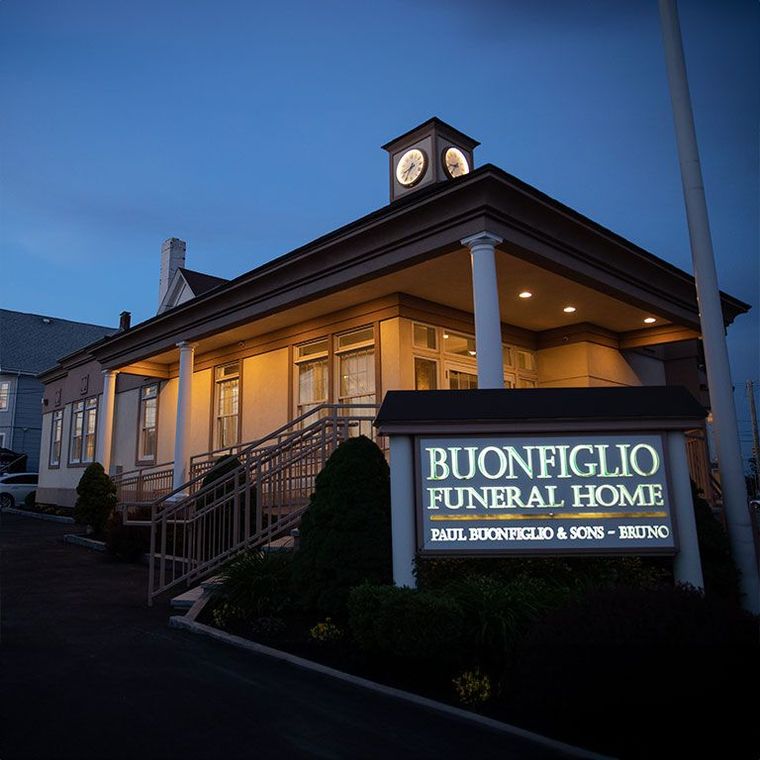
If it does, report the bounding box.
[0,472,38,509]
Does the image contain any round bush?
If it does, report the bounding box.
[74,462,117,535]
[291,436,392,615]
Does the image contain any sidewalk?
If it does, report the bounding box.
[0,513,586,759]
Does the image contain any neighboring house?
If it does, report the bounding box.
[36,118,749,509]
[0,309,114,472]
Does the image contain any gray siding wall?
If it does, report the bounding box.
[0,373,17,452]
[12,375,43,471]
[0,373,43,471]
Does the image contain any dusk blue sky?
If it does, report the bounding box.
[1,1,758,459]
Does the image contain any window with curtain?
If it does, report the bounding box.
[138,384,159,462]
[71,397,97,464]
[295,339,329,419]
[214,363,240,450]
[50,409,63,466]
[336,328,375,436]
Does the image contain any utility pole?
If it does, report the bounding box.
[748,380,760,495]
[659,0,760,613]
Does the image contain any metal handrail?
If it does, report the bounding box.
[147,407,382,604]
[189,402,377,470]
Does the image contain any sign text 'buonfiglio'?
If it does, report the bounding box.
[417,434,676,555]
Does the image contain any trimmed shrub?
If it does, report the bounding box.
[291,436,392,615]
[415,554,669,594]
[74,463,117,535]
[104,509,150,561]
[216,550,293,619]
[348,584,463,663]
[23,490,36,510]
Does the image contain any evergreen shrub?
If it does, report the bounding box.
[74,462,117,535]
[291,436,392,614]
[348,583,463,662]
[104,508,150,561]
[216,549,293,619]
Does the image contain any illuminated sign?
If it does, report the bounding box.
[417,434,676,555]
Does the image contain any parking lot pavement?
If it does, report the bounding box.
[0,513,591,760]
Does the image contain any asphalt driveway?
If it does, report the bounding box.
[0,512,595,760]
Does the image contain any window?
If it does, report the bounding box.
[138,385,159,462]
[516,350,535,371]
[443,332,477,358]
[336,328,375,406]
[0,381,9,411]
[413,323,437,350]
[449,369,478,390]
[295,339,329,418]
[336,327,375,437]
[214,363,240,450]
[414,357,438,390]
[49,410,64,467]
[70,397,97,464]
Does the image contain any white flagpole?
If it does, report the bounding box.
[658,0,759,612]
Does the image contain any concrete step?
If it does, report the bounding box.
[170,586,205,609]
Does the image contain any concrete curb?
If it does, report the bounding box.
[3,507,74,524]
[63,534,106,551]
[62,533,151,564]
[170,616,611,760]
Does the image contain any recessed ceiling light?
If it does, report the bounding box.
[518,291,532,299]
[644,317,657,324]
[563,306,576,313]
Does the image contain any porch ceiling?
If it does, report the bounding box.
[134,247,679,369]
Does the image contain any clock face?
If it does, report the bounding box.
[395,148,428,187]
[442,146,470,178]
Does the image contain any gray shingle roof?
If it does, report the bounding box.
[0,309,115,374]
[178,268,228,296]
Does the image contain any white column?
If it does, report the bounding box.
[389,434,417,588]
[96,369,118,474]
[668,431,704,590]
[659,0,759,613]
[172,341,196,492]
[461,232,505,389]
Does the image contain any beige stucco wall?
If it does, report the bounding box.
[396,318,416,390]
[37,403,86,507]
[380,318,403,396]
[537,342,648,388]
[623,350,667,386]
[242,349,289,441]
[111,387,140,471]
[157,377,178,464]
[189,369,212,457]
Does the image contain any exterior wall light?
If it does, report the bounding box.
[518,291,532,299]
[644,317,657,324]
[563,306,576,313]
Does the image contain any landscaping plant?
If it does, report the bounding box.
[291,435,392,615]
[73,462,117,535]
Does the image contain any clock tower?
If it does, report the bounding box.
[382,117,480,202]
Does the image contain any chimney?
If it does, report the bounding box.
[119,311,131,331]
[158,237,186,307]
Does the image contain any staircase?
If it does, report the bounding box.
[127,404,382,605]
